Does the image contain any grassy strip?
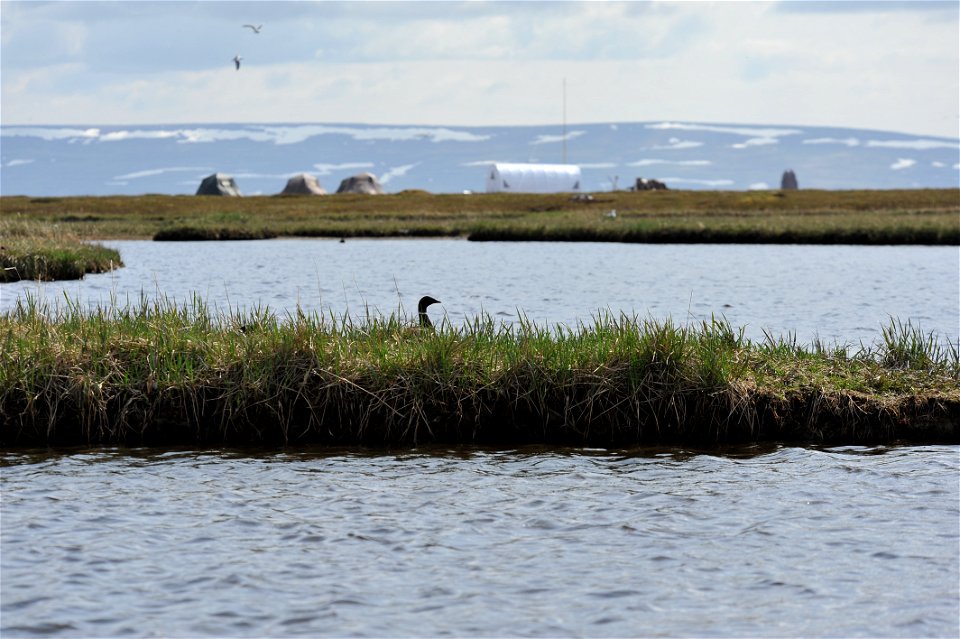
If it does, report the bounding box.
[467,226,953,244]
[154,226,278,241]
[0,219,123,282]
[1,190,957,244]
[1,298,957,448]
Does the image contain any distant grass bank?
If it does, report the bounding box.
[2,189,958,245]
[2,299,956,448]
[0,220,123,282]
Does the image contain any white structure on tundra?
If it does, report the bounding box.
[485,163,581,193]
[281,173,327,195]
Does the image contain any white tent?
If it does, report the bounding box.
[196,172,242,196]
[485,163,581,193]
[281,173,326,195]
[337,172,384,194]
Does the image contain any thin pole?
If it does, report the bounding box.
[562,78,567,164]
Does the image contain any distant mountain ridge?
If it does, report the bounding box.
[1,121,957,196]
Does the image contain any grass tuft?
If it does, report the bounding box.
[879,318,956,372]
[1,298,956,448]
[0,219,122,282]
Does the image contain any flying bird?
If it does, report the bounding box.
[233,55,242,70]
[243,24,262,34]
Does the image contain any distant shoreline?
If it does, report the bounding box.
[3,188,958,281]
[2,189,958,246]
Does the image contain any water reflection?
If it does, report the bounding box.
[0,442,809,468]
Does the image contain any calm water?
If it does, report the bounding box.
[3,241,958,637]
[1,446,958,638]
[1,240,957,347]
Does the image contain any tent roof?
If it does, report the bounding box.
[281,173,326,195]
[196,172,241,196]
[486,163,581,193]
[337,172,384,194]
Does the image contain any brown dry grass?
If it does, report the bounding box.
[2,189,957,243]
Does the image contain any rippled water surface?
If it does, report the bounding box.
[2,446,958,638]
[2,240,957,346]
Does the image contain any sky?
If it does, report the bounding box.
[1,0,958,138]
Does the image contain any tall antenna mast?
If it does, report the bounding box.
[562,77,567,164]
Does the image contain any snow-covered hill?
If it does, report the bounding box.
[1,121,957,196]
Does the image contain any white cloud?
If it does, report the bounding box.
[4,158,35,167]
[113,166,212,180]
[629,159,712,167]
[313,162,375,175]
[1,3,957,137]
[867,139,959,150]
[646,123,801,150]
[531,131,587,145]
[748,182,770,190]
[100,130,182,142]
[260,125,490,145]
[578,162,618,169]
[0,124,490,146]
[175,128,265,144]
[379,162,419,185]
[648,137,704,150]
[803,137,860,147]
[1,127,100,140]
[731,137,781,149]
[187,125,489,145]
[647,122,803,139]
[890,158,916,170]
[659,177,735,186]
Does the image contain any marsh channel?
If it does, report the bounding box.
[1,240,958,637]
[1,239,957,346]
[2,445,958,637]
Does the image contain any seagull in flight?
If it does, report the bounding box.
[233,55,242,70]
[243,24,262,34]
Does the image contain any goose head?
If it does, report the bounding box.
[417,295,441,328]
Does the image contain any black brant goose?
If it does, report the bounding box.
[418,296,441,328]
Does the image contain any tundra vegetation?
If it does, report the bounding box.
[0,218,122,282]
[1,297,956,448]
[2,190,956,448]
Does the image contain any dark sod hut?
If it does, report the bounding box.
[196,173,242,196]
[337,172,384,194]
[634,177,669,191]
[281,173,327,195]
